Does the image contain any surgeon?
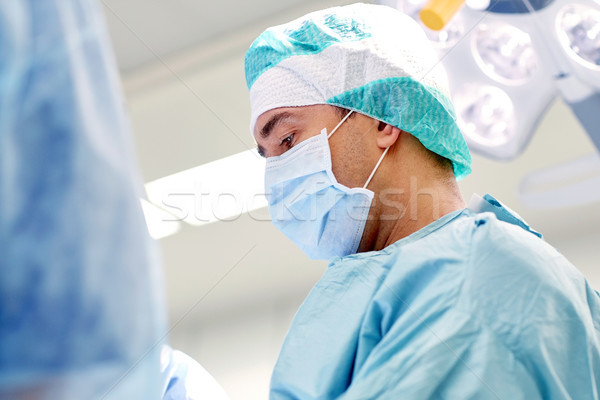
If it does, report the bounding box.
[245,3,600,399]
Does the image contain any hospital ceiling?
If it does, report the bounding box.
[102,0,600,324]
[103,0,311,72]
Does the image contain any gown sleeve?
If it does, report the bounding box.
[338,304,541,400]
[341,213,600,400]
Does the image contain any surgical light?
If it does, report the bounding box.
[377,0,600,209]
[556,4,600,69]
[454,85,516,146]
[473,23,539,84]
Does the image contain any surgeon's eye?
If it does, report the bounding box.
[281,133,295,149]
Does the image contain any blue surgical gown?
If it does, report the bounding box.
[0,1,165,398]
[270,197,600,399]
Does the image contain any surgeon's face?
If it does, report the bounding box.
[254,105,381,189]
[254,105,340,158]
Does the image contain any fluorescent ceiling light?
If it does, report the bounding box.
[145,149,267,226]
[140,198,182,239]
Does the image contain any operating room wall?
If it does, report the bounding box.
[106,1,599,399]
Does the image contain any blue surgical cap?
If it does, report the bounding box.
[245,3,472,180]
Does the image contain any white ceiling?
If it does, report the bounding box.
[103,0,600,324]
[103,0,311,72]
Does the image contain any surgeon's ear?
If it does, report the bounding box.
[375,121,401,149]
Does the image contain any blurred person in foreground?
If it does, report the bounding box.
[0,1,228,399]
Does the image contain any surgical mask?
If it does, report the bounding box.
[264,112,389,260]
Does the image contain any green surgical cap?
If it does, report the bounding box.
[245,3,472,179]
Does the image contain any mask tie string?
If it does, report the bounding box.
[327,110,354,139]
[363,147,389,189]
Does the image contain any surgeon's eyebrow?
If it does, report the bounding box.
[259,111,294,139]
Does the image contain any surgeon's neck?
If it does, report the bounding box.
[357,153,466,253]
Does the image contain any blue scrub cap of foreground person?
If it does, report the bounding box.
[244,2,472,180]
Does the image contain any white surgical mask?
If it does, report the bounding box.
[264,112,389,259]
